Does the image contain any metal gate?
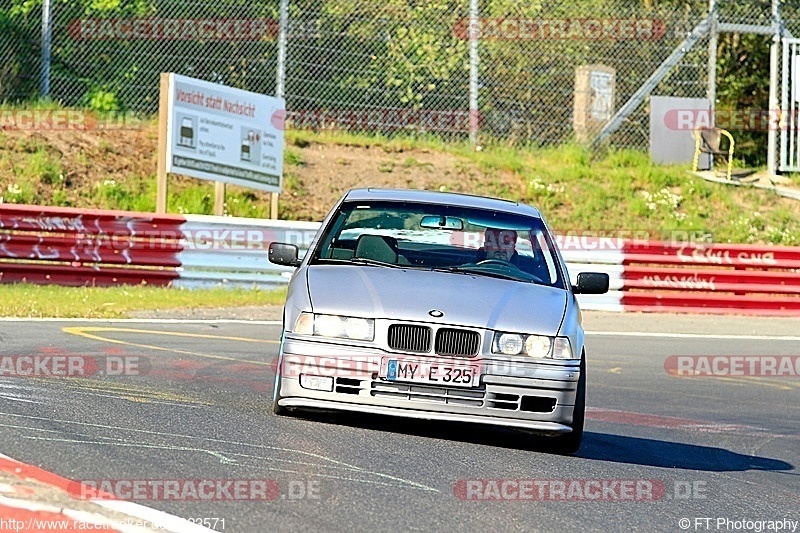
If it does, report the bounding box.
[781,38,800,171]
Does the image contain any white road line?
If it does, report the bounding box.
[586,331,800,341]
[0,317,282,325]
[0,412,439,493]
[0,394,41,404]
[4,422,429,487]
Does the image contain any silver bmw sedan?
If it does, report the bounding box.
[268,188,609,453]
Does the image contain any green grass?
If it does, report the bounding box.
[0,285,287,318]
[447,143,800,245]
[250,129,800,244]
[285,128,453,153]
[0,106,798,245]
[24,148,63,185]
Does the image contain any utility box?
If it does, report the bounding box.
[649,95,710,165]
[573,65,616,143]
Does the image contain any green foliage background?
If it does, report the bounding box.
[1,0,799,163]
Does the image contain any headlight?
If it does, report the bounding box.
[315,314,345,337]
[343,317,373,340]
[525,335,552,358]
[493,332,574,359]
[293,312,374,341]
[496,333,524,355]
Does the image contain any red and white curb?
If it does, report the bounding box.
[0,453,212,532]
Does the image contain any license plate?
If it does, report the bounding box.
[383,358,480,388]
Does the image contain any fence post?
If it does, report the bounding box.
[767,0,781,176]
[273,0,289,220]
[468,0,479,146]
[707,0,718,124]
[40,0,52,97]
[276,0,288,99]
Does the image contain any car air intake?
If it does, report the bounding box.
[520,396,557,413]
[435,328,480,357]
[388,324,431,353]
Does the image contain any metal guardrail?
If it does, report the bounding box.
[0,204,318,289]
[175,215,319,289]
[0,204,183,286]
[1,205,798,315]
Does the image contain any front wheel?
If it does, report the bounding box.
[272,368,288,415]
[272,335,289,416]
[544,354,585,454]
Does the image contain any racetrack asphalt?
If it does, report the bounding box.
[0,311,797,532]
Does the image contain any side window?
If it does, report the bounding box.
[534,230,558,283]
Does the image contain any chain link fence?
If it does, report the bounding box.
[0,0,797,150]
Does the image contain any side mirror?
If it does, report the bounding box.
[573,272,609,294]
[268,242,302,267]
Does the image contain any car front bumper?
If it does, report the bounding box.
[276,336,582,435]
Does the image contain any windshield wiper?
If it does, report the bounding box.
[436,265,527,282]
[347,257,402,268]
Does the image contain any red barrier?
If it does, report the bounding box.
[0,233,182,266]
[623,241,800,269]
[620,240,800,315]
[0,204,184,234]
[0,263,178,286]
[0,205,185,287]
[621,292,800,315]
[623,266,800,294]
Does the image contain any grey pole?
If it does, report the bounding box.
[767,0,781,176]
[779,36,790,171]
[272,0,289,219]
[707,0,718,121]
[468,0,479,146]
[276,0,289,99]
[40,0,52,97]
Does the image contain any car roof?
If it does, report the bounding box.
[342,188,542,218]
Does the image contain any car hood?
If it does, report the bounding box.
[305,265,567,335]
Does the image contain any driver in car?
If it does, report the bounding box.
[477,227,520,265]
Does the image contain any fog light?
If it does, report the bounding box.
[299,374,334,392]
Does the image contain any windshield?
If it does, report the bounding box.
[311,200,565,288]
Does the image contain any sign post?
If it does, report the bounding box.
[157,73,285,215]
[573,65,616,144]
[156,74,170,214]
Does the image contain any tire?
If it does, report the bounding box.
[544,353,585,454]
[272,334,289,416]
[272,367,289,416]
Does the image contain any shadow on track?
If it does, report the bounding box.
[283,411,793,473]
[575,432,793,472]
